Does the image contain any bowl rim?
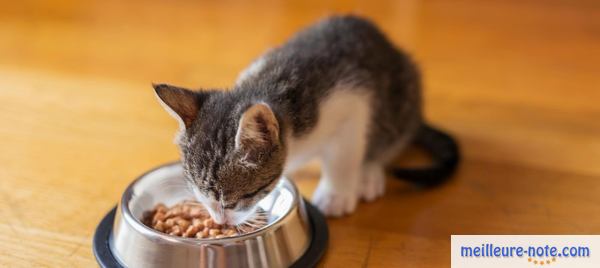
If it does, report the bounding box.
[118,161,301,245]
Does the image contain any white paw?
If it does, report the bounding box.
[312,182,358,217]
[359,165,386,202]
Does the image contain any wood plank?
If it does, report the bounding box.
[1,0,599,267]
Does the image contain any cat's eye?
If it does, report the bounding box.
[224,203,237,209]
[240,192,257,199]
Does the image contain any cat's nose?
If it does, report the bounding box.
[212,212,227,224]
[212,207,227,225]
[204,201,227,224]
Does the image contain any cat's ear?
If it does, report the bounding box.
[235,103,280,151]
[153,83,201,129]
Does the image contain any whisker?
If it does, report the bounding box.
[241,223,262,229]
[236,225,252,233]
[247,215,267,221]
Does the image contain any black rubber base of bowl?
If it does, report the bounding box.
[93,199,328,268]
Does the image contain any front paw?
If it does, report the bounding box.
[311,183,358,217]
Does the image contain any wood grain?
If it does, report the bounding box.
[1,0,599,267]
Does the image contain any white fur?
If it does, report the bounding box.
[282,88,386,216]
[236,57,266,85]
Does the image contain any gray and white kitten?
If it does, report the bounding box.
[154,15,459,225]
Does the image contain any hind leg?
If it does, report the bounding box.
[358,134,416,202]
[359,162,386,202]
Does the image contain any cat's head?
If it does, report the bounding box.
[153,84,286,225]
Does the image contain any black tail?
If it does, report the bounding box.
[391,124,460,187]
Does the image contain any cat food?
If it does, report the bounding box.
[142,201,259,239]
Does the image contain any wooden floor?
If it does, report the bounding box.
[1,0,599,267]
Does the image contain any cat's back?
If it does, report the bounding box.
[237,15,408,86]
[280,15,397,60]
[234,15,421,157]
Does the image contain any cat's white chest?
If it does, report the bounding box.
[282,89,371,175]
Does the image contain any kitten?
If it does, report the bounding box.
[153,15,459,225]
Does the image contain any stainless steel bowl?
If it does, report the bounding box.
[98,162,324,268]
